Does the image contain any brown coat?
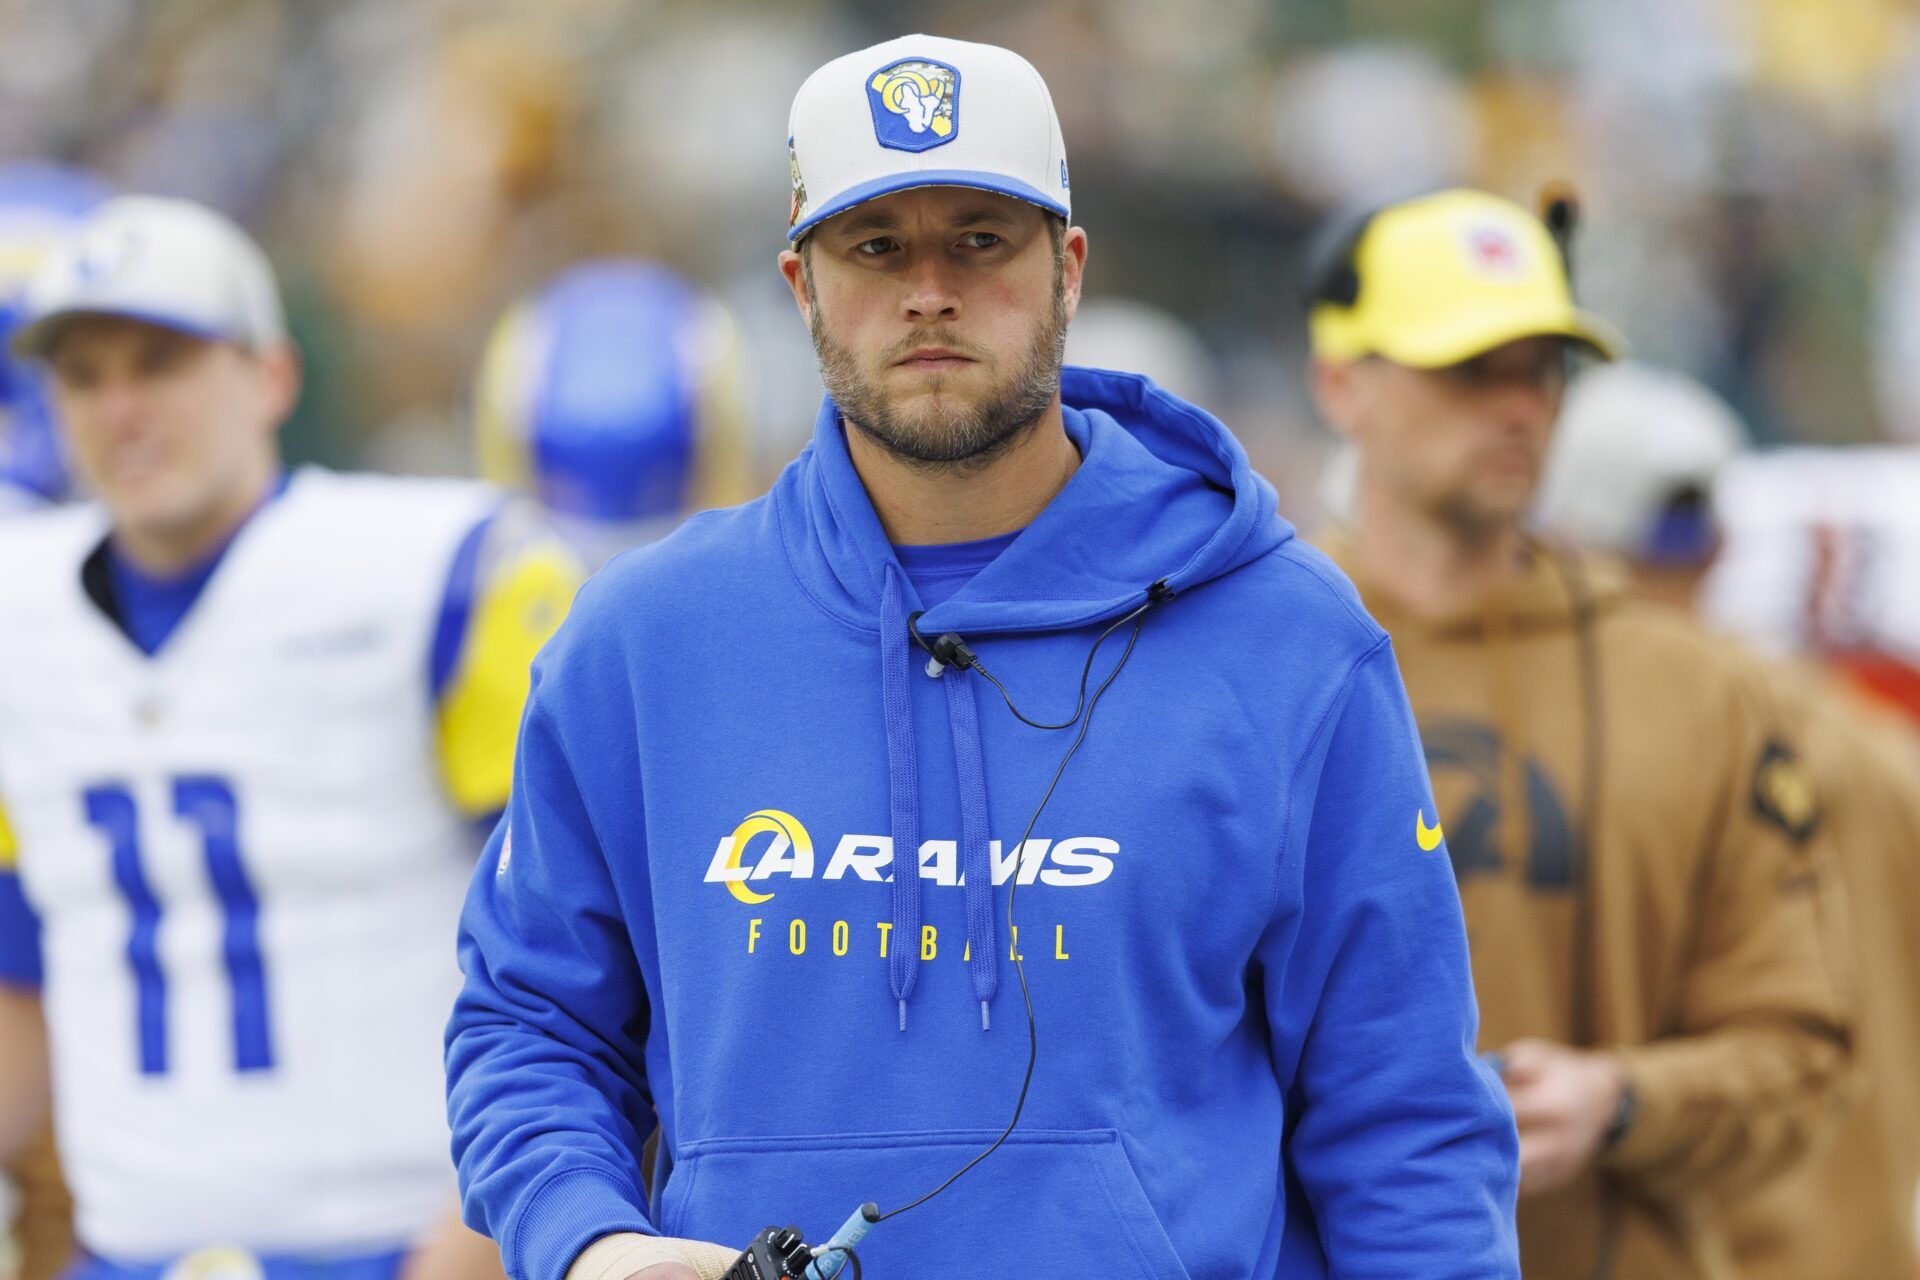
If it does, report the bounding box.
[1719,664,1920,1280]
[1318,534,1852,1280]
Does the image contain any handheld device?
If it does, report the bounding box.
[722,1204,877,1280]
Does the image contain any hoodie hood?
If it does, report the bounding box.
[775,365,1292,637]
[774,365,1292,1029]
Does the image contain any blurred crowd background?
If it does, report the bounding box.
[5,0,1917,515]
[5,3,1920,1277]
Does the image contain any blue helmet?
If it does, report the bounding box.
[475,260,753,564]
[0,162,113,503]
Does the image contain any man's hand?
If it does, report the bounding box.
[0,984,51,1166]
[397,1205,507,1280]
[628,1266,705,1280]
[618,1243,737,1280]
[626,1251,738,1280]
[620,1238,738,1280]
[1495,1038,1627,1194]
[572,1234,739,1280]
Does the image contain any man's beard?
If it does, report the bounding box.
[811,271,1067,473]
[1428,470,1538,547]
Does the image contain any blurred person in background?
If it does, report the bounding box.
[1541,362,1920,1279]
[0,195,579,1280]
[5,0,1915,485]
[1062,295,1220,407]
[1705,445,1920,730]
[0,158,111,1280]
[472,260,757,572]
[1306,188,1852,1280]
[0,162,110,517]
[1533,363,1745,612]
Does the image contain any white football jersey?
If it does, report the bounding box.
[0,480,46,519]
[0,469,497,1259]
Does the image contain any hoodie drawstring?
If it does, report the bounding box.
[879,564,1001,1032]
[941,666,1000,1028]
[1486,596,1532,884]
[879,566,922,1030]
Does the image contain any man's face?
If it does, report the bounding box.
[45,315,290,540]
[780,186,1087,469]
[1315,336,1569,537]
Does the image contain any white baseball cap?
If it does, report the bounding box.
[1536,361,1747,558]
[785,34,1070,242]
[12,195,286,358]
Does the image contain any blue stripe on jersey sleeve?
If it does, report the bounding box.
[0,870,43,989]
[429,512,499,704]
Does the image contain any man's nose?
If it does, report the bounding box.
[900,255,962,324]
[93,373,150,433]
[1489,373,1559,433]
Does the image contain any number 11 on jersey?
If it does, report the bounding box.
[82,776,274,1076]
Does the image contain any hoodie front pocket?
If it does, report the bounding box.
[659,1127,1191,1280]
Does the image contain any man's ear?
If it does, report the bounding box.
[1308,355,1359,440]
[778,247,811,327]
[260,341,302,434]
[1060,225,1088,324]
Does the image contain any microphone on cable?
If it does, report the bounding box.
[906,611,978,677]
[923,631,978,678]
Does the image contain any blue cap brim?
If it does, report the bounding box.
[789,169,1069,242]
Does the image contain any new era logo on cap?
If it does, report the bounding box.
[867,58,960,152]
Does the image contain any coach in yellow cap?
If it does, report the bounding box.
[1307,189,1851,1280]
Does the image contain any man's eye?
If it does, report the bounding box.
[960,232,1003,249]
[855,237,898,256]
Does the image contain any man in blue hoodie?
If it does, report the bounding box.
[445,35,1520,1280]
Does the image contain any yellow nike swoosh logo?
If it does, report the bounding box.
[1416,809,1445,852]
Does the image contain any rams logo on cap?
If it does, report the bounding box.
[867,57,960,153]
[74,224,141,286]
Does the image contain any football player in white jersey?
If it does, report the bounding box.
[0,162,112,520]
[472,259,757,571]
[0,196,580,1280]
[0,160,112,1280]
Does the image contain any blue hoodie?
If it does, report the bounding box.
[446,368,1519,1280]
